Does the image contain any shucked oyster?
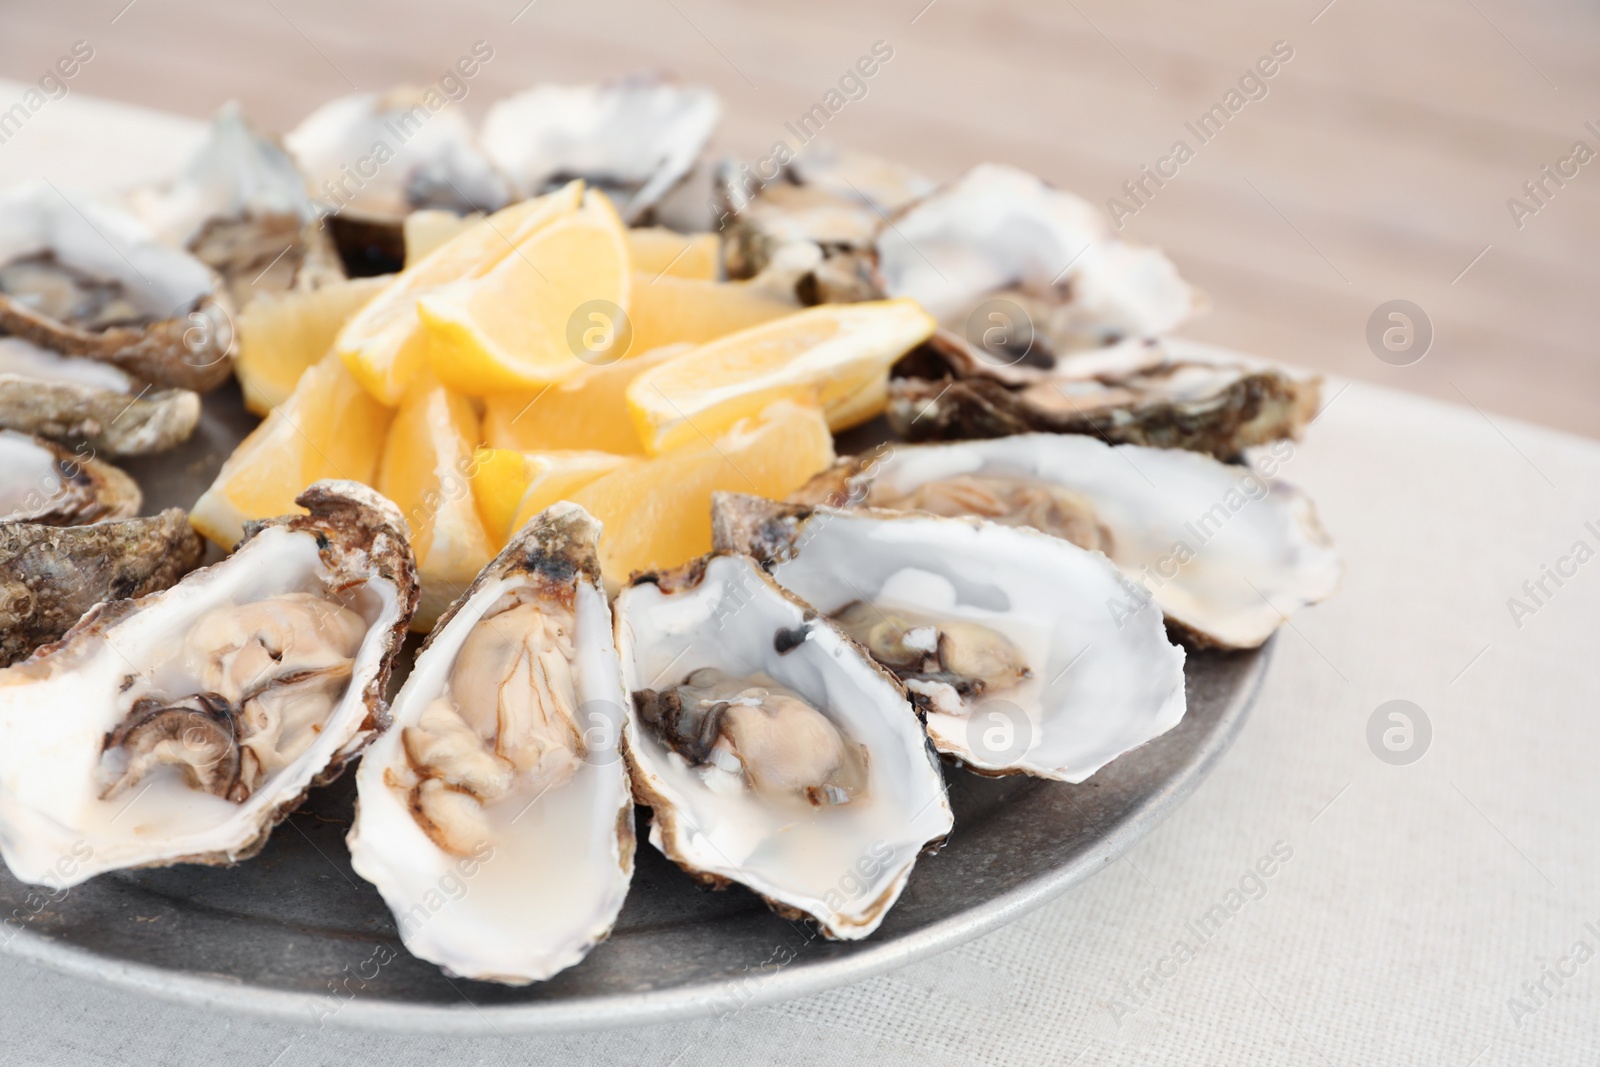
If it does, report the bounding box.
[874,163,1202,355]
[0,481,417,886]
[0,429,140,525]
[287,88,513,275]
[0,335,199,455]
[616,553,951,939]
[129,103,343,308]
[0,508,203,666]
[350,503,633,984]
[714,494,1187,780]
[888,333,1320,460]
[720,142,934,293]
[483,77,720,225]
[791,433,1341,650]
[0,183,235,392]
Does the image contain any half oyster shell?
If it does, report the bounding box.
[616,552,951,939]
[0,481,417,886]
[483,77,720,225]
[714,493,1188,781]
[790,434,1342,650]
[0,429,140,525]
[127,103,343,308]
[0,183,235,392]
[350,503,634,984]
[0,508,203,667]
[874,163,1202,355]
[888,333,1321,459]
[0,334,199,455]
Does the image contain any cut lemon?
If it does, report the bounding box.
[376,373,495,629]
[481,343,690,456]
[420,191,633,395]
[569,401,834,587]
[626,272,795,357]
[403,210,481,267]
[235,276,389,414]
[626,298,937,455]
[470,448,635,546]
[627,227,720,281]
[190,352,392,549]
[335,182,583,404]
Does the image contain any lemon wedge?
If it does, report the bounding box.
[626,298,936,455]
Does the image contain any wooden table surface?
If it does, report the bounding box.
[1,0,1595,438]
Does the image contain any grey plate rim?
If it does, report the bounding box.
[0,640,1270,1036]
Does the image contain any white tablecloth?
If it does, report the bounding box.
[2,84,1597,1066]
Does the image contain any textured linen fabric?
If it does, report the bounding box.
[1,85,1596,1065]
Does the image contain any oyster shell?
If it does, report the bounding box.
[482,78,720,225]
[0,335,199,455]
[874,163,1202,354]
[128,103,343,308]
[287,89,513,275]
[714,494,1187,780]
[790,433,1341,650]
[349,503,634,984]
[616,552,951,939]
[720,142,934,288]
[0,481,417,886]
[0,508,203,666]
[887,333,1321,459]
[0,183,235,392]
[0,430,139,525]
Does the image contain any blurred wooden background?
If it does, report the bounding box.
[1,0,1596,437]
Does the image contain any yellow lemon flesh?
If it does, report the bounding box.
[569,401,834,588]
[626,298,937,455]
[376,374,495,629]
[627,227,720,281]
[190,352,391,549]
[235,276,389,415]
[470,449,636,547]
[335,182,583,404]
[420,191,633,395]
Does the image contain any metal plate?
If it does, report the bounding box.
[0,384,1271,1033]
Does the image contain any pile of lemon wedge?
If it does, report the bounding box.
[192,181,935,624]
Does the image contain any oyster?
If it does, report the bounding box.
[287,89,513,275]
[349,503,633,984]
[482,77,720,225]
[616,553,951,939]
[790,433,1341,649]
[128,103,343,307]
[0,430,139,525]
[874,163,1200,355]
[720,142,934,293]
[0,481,416,886]
[0,183,235,392]
[714,494,1187,780]
[888,333,1321,459]
[0,334,199,455]
[0,508,203,666]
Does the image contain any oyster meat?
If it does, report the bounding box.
[0,429,139,525]
[888,333,1321,459]
[0,334,199,455]
[129,103,343,308]
[874,163,1202,355]
[483,77,720,225]
[714,494,1187,780]
[616,552,951,939]
[287,89,513,275]
[791,433,1341,649]
[0,508,203,666]
[0,481,417,886]
[0,183,235,392]
[350,503,634,984]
